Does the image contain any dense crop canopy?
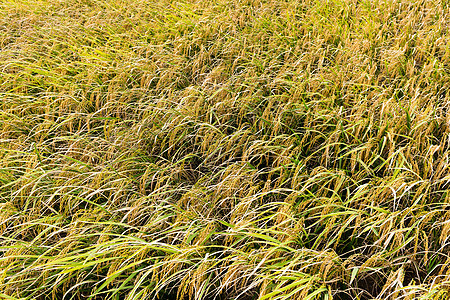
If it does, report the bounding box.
[0,0,450,299]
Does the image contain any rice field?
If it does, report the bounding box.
[1,0,450,299]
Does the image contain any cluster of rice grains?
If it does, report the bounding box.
[0,0,449,299]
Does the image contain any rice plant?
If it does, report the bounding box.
[1,0,450,299]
